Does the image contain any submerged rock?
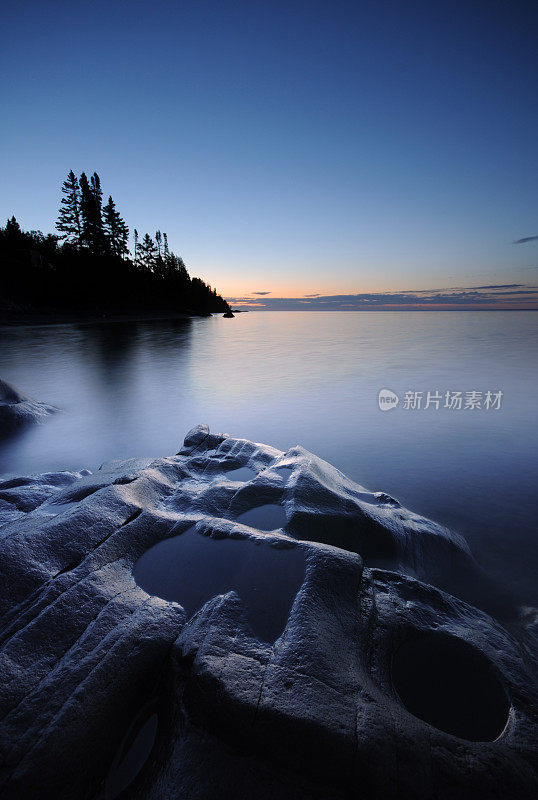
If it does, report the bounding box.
[0,425,536,799]
[0,378,57,433]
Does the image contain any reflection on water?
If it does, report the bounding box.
[0,312,537,605]
[133,526,305,642]
[222,465,257,482]
[235,503,288,531]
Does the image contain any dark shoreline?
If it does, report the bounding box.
[0,308,214,328]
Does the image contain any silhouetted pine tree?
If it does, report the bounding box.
[1,171,232,317]
[5,216,22,239]
[79,172,105,254]
[174,255,189,283]
[56,170,82,247]
[90,172,106,253]
[154,230,167,277]
[139,233,158,270]
[133,229,139,267]
[79,172,93,251]
[103,196,129,257]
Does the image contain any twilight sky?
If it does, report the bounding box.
[2,0,537,307]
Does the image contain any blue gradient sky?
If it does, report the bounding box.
[2,0,537,302]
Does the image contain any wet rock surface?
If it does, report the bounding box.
[0,424,536,799]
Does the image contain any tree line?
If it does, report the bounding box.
[0,171,230,318]
[57,170,129,258]
[57,170,197,281]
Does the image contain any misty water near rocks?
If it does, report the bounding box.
[1,310,536,607]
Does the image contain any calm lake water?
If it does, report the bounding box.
[1,311,537,606]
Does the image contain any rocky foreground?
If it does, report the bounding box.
[0,425,536,799]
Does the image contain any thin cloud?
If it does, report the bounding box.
[513,236,538,244]
[464,284,522,289]
[398,284,523,293]
[225,285,538,311]
[304,293,321,297]
[252,291,271,295]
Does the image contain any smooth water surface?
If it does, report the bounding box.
[235,503,288,531]
[133,527,305,642]
[1,311,537,604]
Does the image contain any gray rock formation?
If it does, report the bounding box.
[0,379,57,433]
[0,425,536,799]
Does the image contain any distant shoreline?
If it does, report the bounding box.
[222,307,538,312]
[1,307,535,327]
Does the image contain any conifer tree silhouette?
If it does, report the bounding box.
[79,172,93,251]
[79,172,105,254]
[56,170,82,247]
[0,170,232,317]
[5,216,22,239]
[133,229,139,267]
[103,196,129,257]
[139,233,158,270]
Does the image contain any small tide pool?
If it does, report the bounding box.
[133,526,305,643]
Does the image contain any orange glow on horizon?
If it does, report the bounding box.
[224,293,538,311]
[227,303,538,311]
[220,281,538,304]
